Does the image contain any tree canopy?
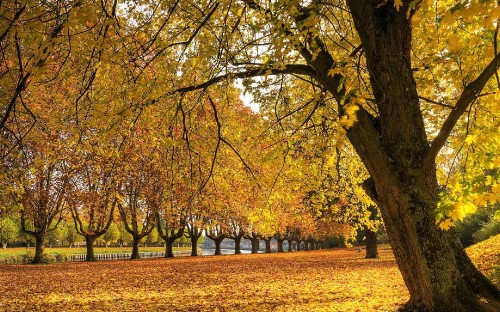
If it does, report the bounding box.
[1,0,500,310]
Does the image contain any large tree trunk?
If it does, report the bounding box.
[85,236,96,262]
[339,2,500,310]
[377,182,499,311]
[33,234,45,264]
[287,239,293,252]
[131,237,140,259]
[365,228,378,259]
[296,241,301,251]
[234,236,242,254]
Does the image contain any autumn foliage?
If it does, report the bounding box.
[1,0,500,310]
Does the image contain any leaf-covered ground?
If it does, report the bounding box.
[0,242,497,311]
[466,234,500,285]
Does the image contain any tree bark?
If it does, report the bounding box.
[33,234,45,264]
[164,239,175,258]
[287,239,293,252]
[234,236,242,254]
[190,236,198,256]
[303,240,309,251]
[264,238,272,253]
[250,238,259,254]
[131,237,141,259]
[277,239,284,252]
[85,236,96,262]
[365,228,378,259]
[214,238,224,255]
[296,241,301,251]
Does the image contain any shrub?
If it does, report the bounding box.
[473,219,500,243]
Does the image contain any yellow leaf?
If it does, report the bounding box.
[439,218,453,230]
[394,0,403,11]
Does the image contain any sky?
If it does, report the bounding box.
[235,79,259,113]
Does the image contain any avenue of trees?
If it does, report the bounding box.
[1,1,500,311]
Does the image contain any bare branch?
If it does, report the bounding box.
[197,96,222,193]
[418,96,453,109]
[168,64,317,95]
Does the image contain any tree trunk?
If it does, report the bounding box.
[214,238,223,255]
[379,186,500,311]
[164,239,175,258]
[365,228,378,259]
[296,241,301,251]
[190,236,198,256]
[342,3,500,310]
[131,237,140,259]
[277,239,284,252]
[303,240,309,251]
[85,236,96,262]
[264,238,271,253]
[250,238,259,254]
[234,236,242,254]
[287,239,293,252]
[32,234,45,264]
[1,242,6,249]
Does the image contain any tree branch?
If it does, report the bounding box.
[423,52,500,169]
[168,64,317,95]
[418,96,453,109]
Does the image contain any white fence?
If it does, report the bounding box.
[70,252,165,262]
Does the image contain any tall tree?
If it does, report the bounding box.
[68,142,118,261]
[15,132,69,263]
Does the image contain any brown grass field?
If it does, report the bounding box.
[0,236,498,312]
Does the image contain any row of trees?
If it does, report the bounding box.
[1,83,373,262]
[0,218,172,250]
